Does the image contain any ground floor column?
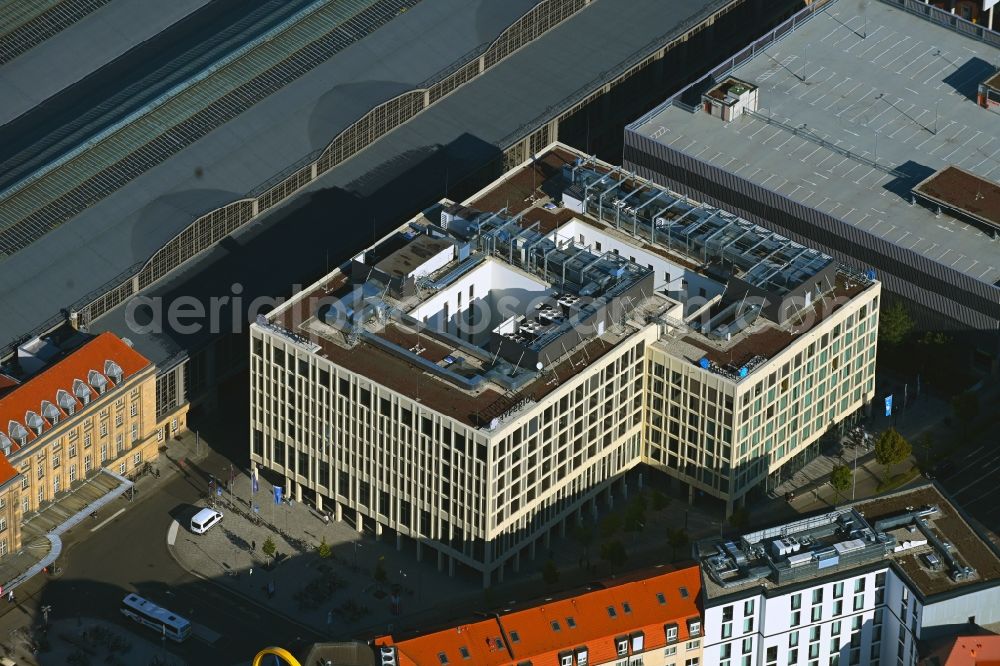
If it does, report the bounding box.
[356,514,363,533]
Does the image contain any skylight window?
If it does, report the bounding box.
[566,616,577,629]
[607,606,618,618]
[622,602,632,614]
[438,653,449,665]
[551,620,562,632]
[510,631,520,643]
[459,647,470,660]
[680,586,689,598]
[657,592,667,605]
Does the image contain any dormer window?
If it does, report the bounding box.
[104,360,124,384]
[87,370,108,395]
[8,421,27,447]
[688,619,701,638]
[25,411,44,436]
[57,389,76,415]
[615,636,629,657]
[41,400,60,425]
[73,379,91,406]
[0,432,11,456]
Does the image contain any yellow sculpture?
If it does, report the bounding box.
[252,646,302,666]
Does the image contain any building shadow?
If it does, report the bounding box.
[941,56,995,102]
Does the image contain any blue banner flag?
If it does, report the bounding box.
[884,394,893,417]
[274,486,283,505]
[252,476,259,494]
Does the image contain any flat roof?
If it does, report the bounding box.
[264,144,870,424]
[984,69,1000,91]
[82,0,731,368]
[698,483,1000,601]
[914,165,1000,230]
[634,0,1000,286]
[374,235,453,279]
[0,0,544,355]
[0,0,211,124]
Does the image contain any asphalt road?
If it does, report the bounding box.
[933,439,1000,534]
[0,442,322,663]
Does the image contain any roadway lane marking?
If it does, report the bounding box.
[167,520,179,546]
[91,508,126,532]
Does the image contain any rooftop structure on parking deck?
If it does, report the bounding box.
[697,483,1000,601]
[626,0,1000,340]
[251,142,879,586]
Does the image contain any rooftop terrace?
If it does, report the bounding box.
[634,0,1000,286]
[265,144,872,427]
[697,483,1000,600]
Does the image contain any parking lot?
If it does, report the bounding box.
[933,441,1000,533]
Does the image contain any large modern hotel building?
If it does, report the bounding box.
[250,143,880,585]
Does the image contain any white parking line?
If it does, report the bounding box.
[167,520,179,546]
[91,508,126,532]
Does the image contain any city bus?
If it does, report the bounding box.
[120,593,192,642]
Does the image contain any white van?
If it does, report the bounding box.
[190,508,223,534]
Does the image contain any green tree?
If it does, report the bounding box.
[600,540,627,572]
[951,391,980,429]
[728,507,750,531]
[575,526,594,568]
[651,491,670,511]
[542,559,560,585]
[830,464,852,501]
[623,495,647,533]
[879,302,913,347]
[261,536,276,560]
[316,537,332,559]
[874,428,912,479]
[600,514,622,540]
[667,528,689,560]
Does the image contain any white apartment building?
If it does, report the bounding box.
[250,143,879,586]
[700,485,1000,666]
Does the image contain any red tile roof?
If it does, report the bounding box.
[377,565,702,666]
[0,333,150,486]
[923,636,1000,666]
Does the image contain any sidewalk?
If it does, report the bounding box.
[769,380,950,508]
[0,430,208,617]
[169,467,735,639]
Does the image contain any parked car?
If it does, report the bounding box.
[190,508,223,534]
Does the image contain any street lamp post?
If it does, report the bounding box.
[852,441,859,501]
[41,604,51,626]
